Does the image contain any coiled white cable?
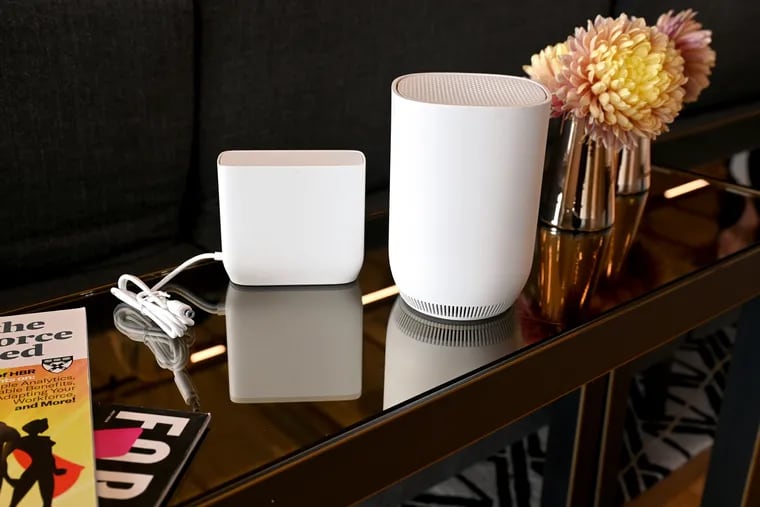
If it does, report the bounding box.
[110,252,223,338]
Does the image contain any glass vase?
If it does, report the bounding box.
[539,115,615,232]
[603,136,651,280]
[617,136,651,195]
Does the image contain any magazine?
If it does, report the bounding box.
[94,404,210,506]
[0,308,97,507]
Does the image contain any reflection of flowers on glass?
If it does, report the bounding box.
[656,9,716,103]
[718,196,760,259]
[515,294,563,344]
[524,11,715,151]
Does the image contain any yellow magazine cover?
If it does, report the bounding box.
[0,308,97,507]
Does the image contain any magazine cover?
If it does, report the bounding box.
[0,308,97,507]
[94,404,210,507]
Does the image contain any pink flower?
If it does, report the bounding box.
[656,9,716,102]
[523,42,568,117]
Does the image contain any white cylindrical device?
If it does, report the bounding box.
[389,72,551,321]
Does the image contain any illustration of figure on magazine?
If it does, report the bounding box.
[1,418,68,507]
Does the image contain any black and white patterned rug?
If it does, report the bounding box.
[404,322,735,506]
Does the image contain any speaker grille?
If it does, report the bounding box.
[394,73,547,107]
[401,293,508,321]
[395,301,514,347]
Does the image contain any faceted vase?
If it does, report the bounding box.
[603,137,651,280]
[617,136,651,195]
[533,115,615,322]
[539,115,615,232]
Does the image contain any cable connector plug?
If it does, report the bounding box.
[167,300,195,321]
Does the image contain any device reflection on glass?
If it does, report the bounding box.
[224,282,363,403]
[383,297,522,410]
[112,304,200,411]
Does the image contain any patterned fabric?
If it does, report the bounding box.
[408,324,734,506]
[618,325,734,501]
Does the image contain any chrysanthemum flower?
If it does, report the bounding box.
[556,14,686,150]
[656,9,716,102]
[522,42,568,116]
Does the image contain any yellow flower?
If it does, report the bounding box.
[523,14,686,149]
[555,15,686,149]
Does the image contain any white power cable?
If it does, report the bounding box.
[162,284,226,316]
[110,252,223,338]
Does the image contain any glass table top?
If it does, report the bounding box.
[4,164,760,505]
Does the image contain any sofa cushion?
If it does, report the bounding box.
[0,241,205,315]
[0,0,195,285]
[192,0,610,249]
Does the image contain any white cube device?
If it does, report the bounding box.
[388,73,551,321]
[224,282,363,403]
[217,150,366,286]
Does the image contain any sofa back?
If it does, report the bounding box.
[0,0,195,284]
[3,0,760,291]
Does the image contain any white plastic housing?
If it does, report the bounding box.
[389,73,551,320]
[218,150,365,286]
[225,282,363,403]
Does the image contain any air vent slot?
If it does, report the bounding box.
[400,293,508,322]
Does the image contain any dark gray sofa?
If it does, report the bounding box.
[1,0,759,311]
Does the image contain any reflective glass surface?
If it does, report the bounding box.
[4,164,760,505]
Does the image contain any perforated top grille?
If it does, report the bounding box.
[395,73,547,107]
